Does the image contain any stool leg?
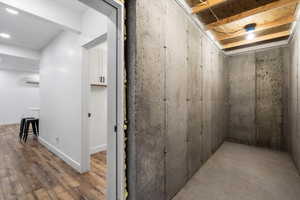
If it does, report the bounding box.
[24,122,29,142]
[19,119,25,139]
[32,122,37,136]
[36,120,39,136]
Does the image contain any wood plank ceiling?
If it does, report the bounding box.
[185,0,299,50]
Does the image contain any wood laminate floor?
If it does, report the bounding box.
[0,124,107,200]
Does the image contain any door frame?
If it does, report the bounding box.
[80,0,124,200]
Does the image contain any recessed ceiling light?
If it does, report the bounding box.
[6,8,19,15]
[0,33,11,39]
[246,33,255,40]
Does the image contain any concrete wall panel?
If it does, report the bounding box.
[126,0,229,199]
[290,38,297,155]
[289,30,300,170]
[282,47,290,150]
[228,48,287,150]
[186,22,203,178]
[228,53,256,144]
[165,1,188,198]
[211,50,217,152]
[255,49,283,149]
[132,0,167,199]
[201,38,213,162]
[295,31,300,168]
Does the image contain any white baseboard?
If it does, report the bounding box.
[38,137,81,172]
[0,123,19,126]
[90,144,107,155]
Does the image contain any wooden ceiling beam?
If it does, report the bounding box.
[222,30,290,49]
[206,0,300,30]
[216,15,295,41]
[192,0,226,14]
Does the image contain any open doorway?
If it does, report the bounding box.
[80,0,125,199]
[0,0,124,199]
[84,33,108,169]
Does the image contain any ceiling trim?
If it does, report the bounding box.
[0,64,39,73]
[223,30,290,49]
[225,40,288,56]
[0,44,40,61]
[225,39,289,56]
[288,3,300,43]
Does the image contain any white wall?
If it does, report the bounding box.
[81,9,108,155]
[39,8,108,171]
[0,69,39,125]
[80,8,107,45]
[89,42,108,154]
[89,86,107,154]
[39,31,82,170]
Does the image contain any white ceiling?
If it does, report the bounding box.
[0,4,63,51]
[54,0,88,14]
[0,0,89,72]
[0,0,89,51]
[0,54,39,72]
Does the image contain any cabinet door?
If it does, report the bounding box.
[88,45,105,85]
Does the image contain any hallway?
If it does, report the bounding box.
[173,142,300,200]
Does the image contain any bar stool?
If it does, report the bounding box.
[23,118,39,142]
[19,107,40,142]
[19,117,34,140]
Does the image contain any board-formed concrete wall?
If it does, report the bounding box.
[228,53,256,145]
[255,49,284,149]
[288,24,300,170]
[228,47,288,150]
[126,0,229,199]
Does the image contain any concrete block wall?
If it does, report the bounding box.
[227,47,288,150]
[126,0,229,199]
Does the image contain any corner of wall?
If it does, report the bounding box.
[38,137,82,172]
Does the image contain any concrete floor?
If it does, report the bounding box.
[173,142,300,200]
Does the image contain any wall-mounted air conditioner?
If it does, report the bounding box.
[24,76,40,85]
